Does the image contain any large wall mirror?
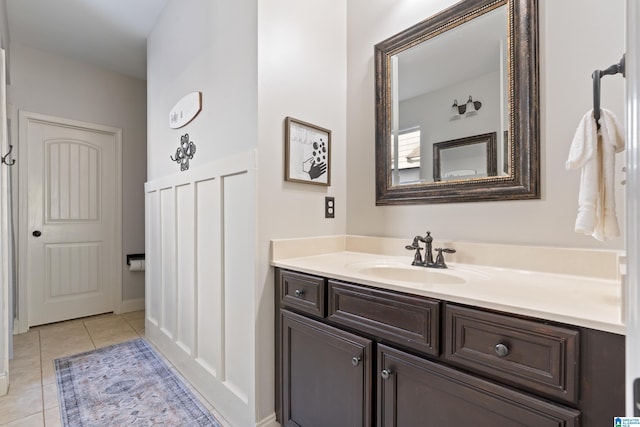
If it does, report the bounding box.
[375,0,539,204]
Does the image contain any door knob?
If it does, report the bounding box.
[32,230,42,237]
[351,356,361,366]
[381,369,392,380]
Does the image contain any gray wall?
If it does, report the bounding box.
[7,42,147,304]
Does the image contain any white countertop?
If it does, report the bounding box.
[272,249,625,335]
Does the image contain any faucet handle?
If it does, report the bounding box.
[406,237,424,266]
[406,236,422,250]
[433,248,456,268]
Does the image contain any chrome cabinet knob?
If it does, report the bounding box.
[294,289,304,297]
[494,343,510,357]
[381,369,392,380]
[352,356,361,366]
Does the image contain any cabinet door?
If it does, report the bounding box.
[282,310,372,427]
[378,344,579,427]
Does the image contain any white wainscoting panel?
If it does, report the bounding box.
[146,190,160,328]
[195,177,223,378]
[160,188,176,339]
[145,150,257,427]
[222,172,253,404]
[176,184,195,356]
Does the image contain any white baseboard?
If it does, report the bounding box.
[0,372,8,396]
[118,298,145,314]
[13,317,28,334]
[256,413,279,427]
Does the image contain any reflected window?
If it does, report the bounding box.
[399,128,421,168]
[392,127,421,183]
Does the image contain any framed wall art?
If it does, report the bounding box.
[285,117,331,186]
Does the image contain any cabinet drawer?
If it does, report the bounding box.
[280,270,325,318]
[328,281,440,356]
[445,304,579,403]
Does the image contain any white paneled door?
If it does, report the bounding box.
[21,112,121,327]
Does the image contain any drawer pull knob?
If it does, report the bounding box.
[381,369,392,380]
[352,356,361,366]
[294,289,304,297]
[494,343,510,357]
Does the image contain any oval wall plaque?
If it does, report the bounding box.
[169,91,202,129]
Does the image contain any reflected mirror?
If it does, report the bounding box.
[433,132,497,182]
[375,0,539,204]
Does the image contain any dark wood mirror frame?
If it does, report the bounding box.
[375,0,539,204]
[433,132,497,182]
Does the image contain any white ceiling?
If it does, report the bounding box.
[5,0,169,80]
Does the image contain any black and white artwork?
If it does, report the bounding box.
[285,117,331,186]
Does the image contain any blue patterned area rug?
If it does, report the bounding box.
[55,338,223,426]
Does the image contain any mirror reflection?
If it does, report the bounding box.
[390,5,508,186]
[433,132,498,182]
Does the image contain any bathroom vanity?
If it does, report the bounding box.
[272,237,625,427]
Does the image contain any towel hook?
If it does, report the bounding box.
[592,54,626,129]
[1,144,14,166]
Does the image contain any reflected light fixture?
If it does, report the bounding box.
[450,99,464,119]
[465,95,482,116]
[450,96,482,120]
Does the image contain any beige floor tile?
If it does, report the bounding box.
[36,321,85,340]
[80,313,120,328]
[39,330,93,359]
[2,412,44,427]
[6,363,41,393]
[38,323,89,340]
[41,383,58,411]
[92,331,140,348]
[10,351,41,368]
[43,407,60,427]
[40,338,95,361]
[39,362,56,387]
[122,310,145,321]
[126,318,145,333]
[83,317,135,340]
[0,384,43,425]
[12,332,40,359]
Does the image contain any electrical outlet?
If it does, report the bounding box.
[325,197,335,219]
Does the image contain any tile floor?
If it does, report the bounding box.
[0,311,230,427]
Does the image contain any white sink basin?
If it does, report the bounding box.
[347,261,478,285]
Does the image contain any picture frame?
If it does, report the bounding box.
[284,117,331,186]
[432,132,497,182]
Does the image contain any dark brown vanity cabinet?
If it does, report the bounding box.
[378,344,579,426]
[275,268,624,427]
[281,310,372,427]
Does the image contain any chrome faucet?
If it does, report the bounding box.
[405,231,456,268]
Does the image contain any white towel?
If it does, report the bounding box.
[566,108,624,241]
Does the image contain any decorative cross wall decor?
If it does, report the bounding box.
[170,133,196,171]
